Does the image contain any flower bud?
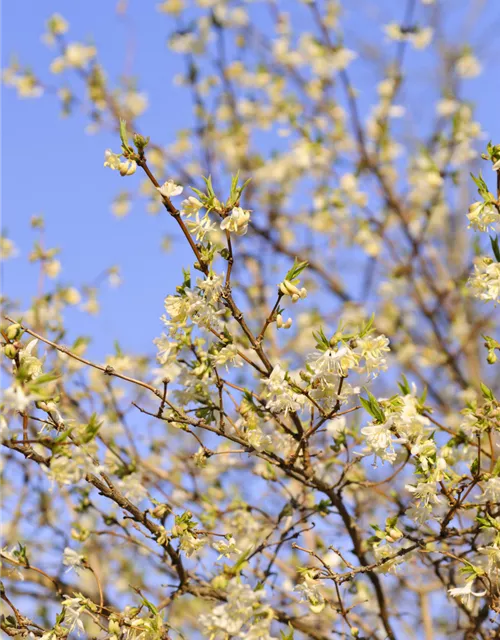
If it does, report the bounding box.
[386,527,403,542]
[487,350,497,364]
[6,323,23,341]
[211,574,229,590]
[119,160,137,176]
[276,314,293,329]
[108,619,121,635]
[280,279,300,297]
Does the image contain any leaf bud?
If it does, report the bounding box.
[4,343,18,359]
[6,324,23,341]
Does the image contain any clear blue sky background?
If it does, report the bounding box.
[3,0,500,363]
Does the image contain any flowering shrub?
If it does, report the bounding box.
[2,2,500,639]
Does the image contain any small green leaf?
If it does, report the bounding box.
[490,235,500,262]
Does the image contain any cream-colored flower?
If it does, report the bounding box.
[157,180,183,198]
[64,43,96,68]
[456,53,481,78]
[0,237,18,260]
[220,207,251,236]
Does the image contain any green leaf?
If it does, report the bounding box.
[480,382,494,401]
[141,596,159,615]
[280,624,295,640]
[398,374,411,396]
[312,327,330,351]
[285,258,308,282]
[470,171,489,199]
[359,313,375,338]
[202,175,215,197]
[490,235,500,262]
[119,119,132,153]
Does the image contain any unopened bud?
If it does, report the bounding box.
[279,279,300,297]
[386,527,403,542]
[487,350,497,364]
[276,314,292,329]
[119,160,137,176]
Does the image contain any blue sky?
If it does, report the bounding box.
[2,0,500,363]
[2,1,196,362]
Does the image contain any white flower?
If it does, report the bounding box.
[116,473,148,503]
[64,42,96,67]
[411,27,433,49]
[197,272,224,303]
[479,544,500,576]
[468,257,500,304]
[0,236,19,260]
[186,212,216,241]
[264,364,305,415]
[189,296,226,331]
[295,575,325,613]
[405,502,432,524]
[326,415,346,438]
[356,334,390,375]
[153,333,177,364]
[211,344,242,369]
[157,179,183,198]
[181,195,203,217]
[163,294,190,325]
[308,346,359,377]
[456,53,482,78]
[43,259,61,279]
[467,201,500,232]
[122,91,148,117]
[3,385,35,412]
[245,427,272,451]
[481,477,500,502]
[179,532,206,557]
[448,580,486,607]
[436,98,459,117]
[60,595,87,635]
[405,481,441,506]
[104,149,122,170]
[330,47,357,70]
[213,536,240,559]
[384,23,405,41]
[63,547,85,573]
[361,420,397,464]
[220,207,251,236]
[200,580,274,638]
